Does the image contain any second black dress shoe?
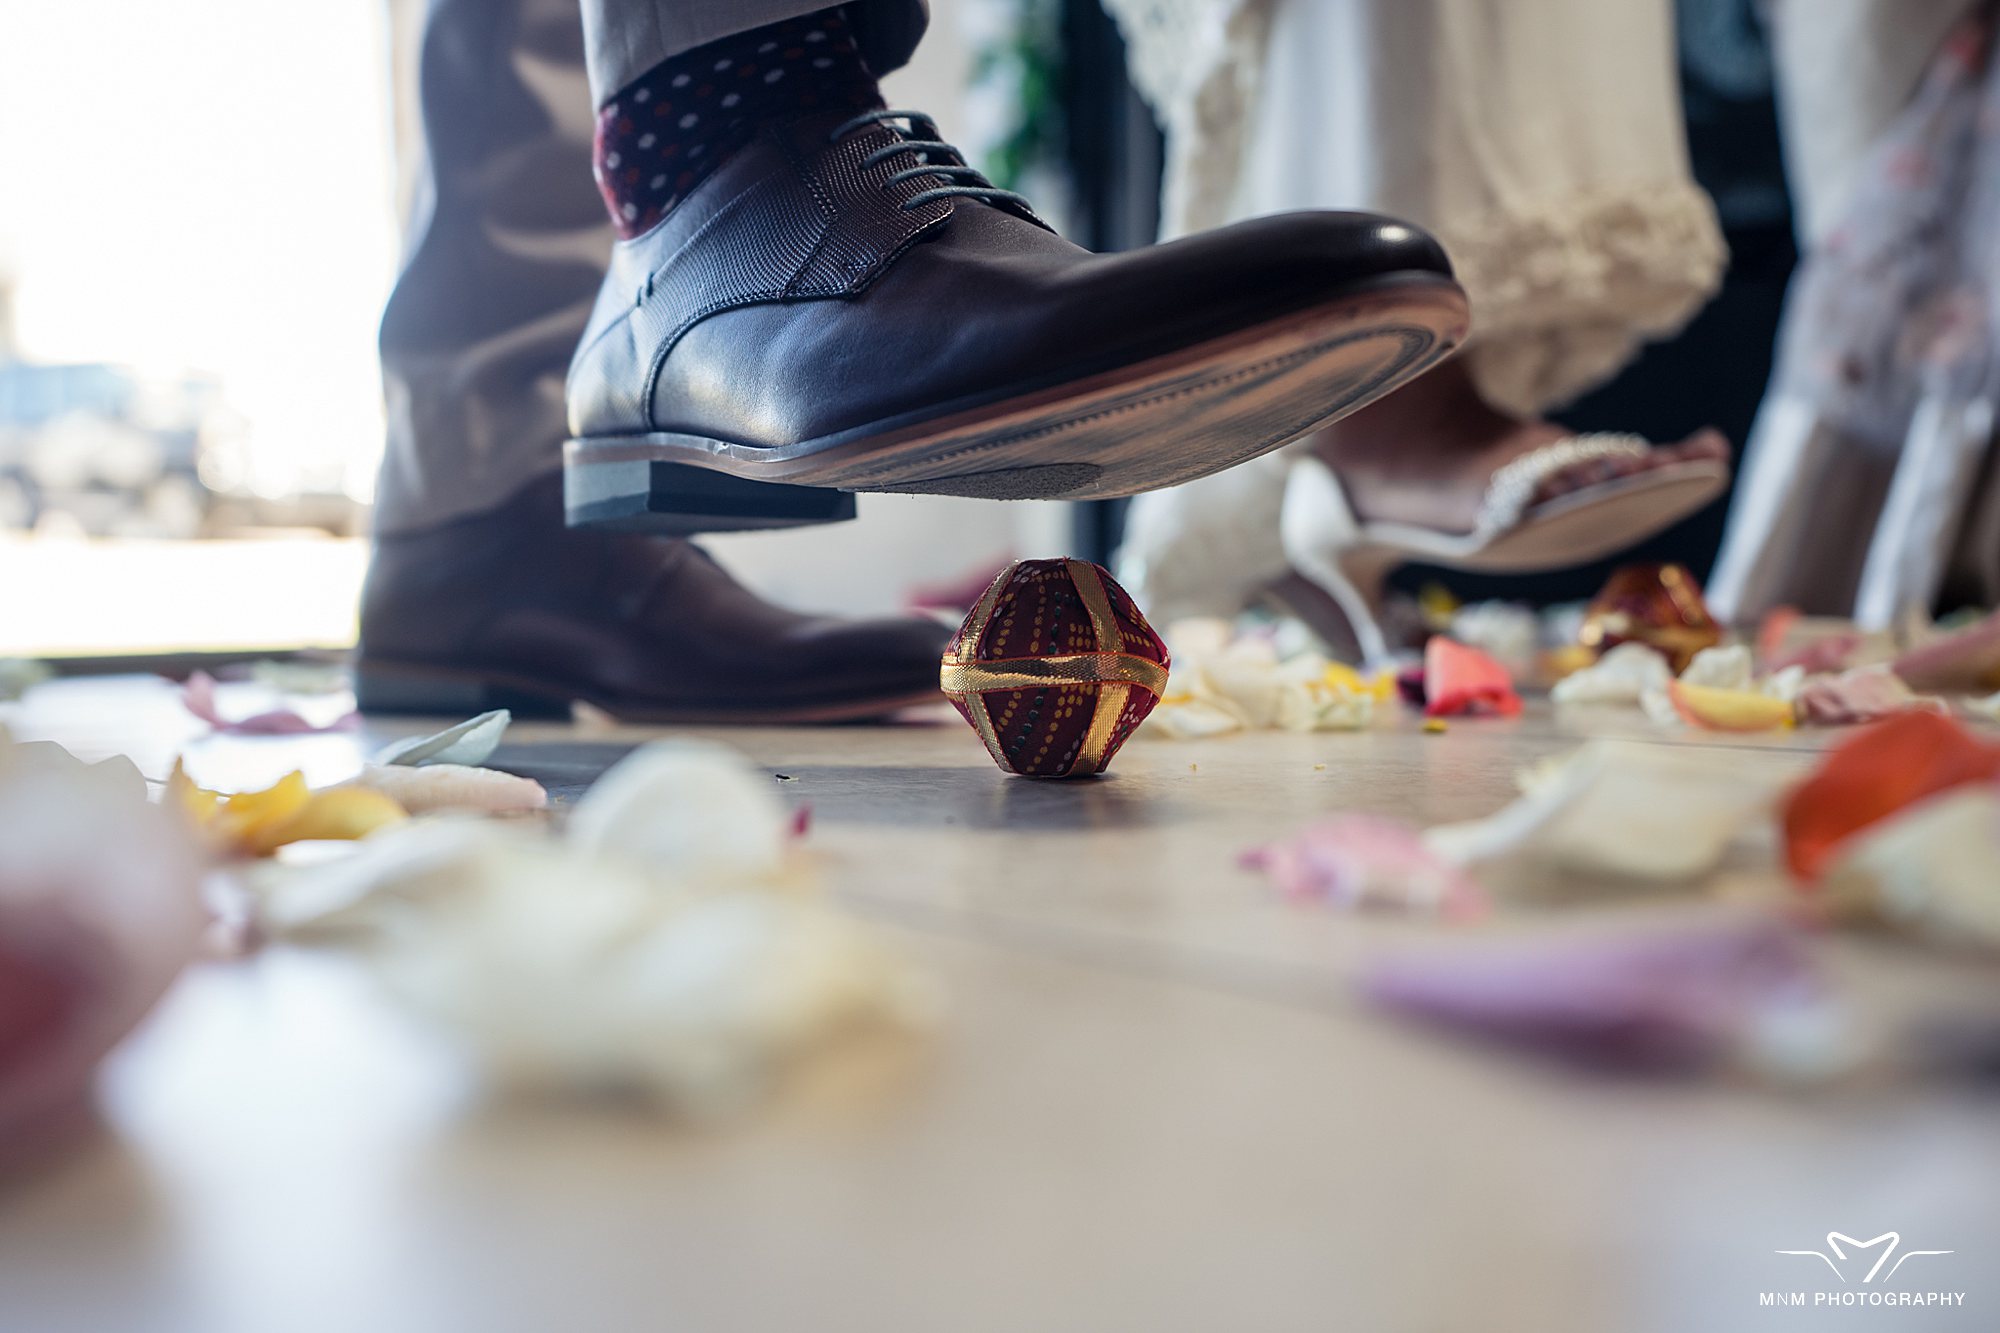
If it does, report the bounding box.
[356,476,947,723]
[564,108,1468,532]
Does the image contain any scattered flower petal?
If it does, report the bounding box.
[1549,642,1672,704]
[1794,665,1947,726]
[265,787,407,847]
[1143,698,1245,739]
[1273,673,1375,732]
[0,728,205,1155]
[568,740,794,883]
[344,763,547,816]
[1667,680,1795,732]
[1678,644,1755,691]
[241,737,931,1116]
[1781,712,2000,880]
[1142,621,1391,737]
[1425,740,1794,884]
[1422,637,1521,718]
[1761,665,1809,705]
[1634,646,1805,726]
[373,709,512,767]
[1361,916,1850,1077]
[209,772,313,852]
[1242,814,1486,918]
[183,768,408,857]
[367,846,932,1115]
[1821,784,2000,950]
[181,671,358,735]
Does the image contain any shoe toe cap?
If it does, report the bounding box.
[1159,210,1455,303]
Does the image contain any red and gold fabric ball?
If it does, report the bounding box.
[1579,562,1722,672]
[941,559,1169,778]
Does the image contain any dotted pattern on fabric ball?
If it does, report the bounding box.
[593,8,882,238]
[942,560,1170,779]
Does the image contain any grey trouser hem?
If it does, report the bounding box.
[581,0,928,105]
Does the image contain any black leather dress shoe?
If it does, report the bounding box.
[356,476,947,723]
[564,108,1468,533]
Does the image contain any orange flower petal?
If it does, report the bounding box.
[1781,712,2000,881]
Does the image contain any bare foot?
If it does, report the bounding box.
[1310,359,1729,533]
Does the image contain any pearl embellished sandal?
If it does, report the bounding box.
[1276,434,1730,665]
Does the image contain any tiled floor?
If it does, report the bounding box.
[4,677,1998,1332]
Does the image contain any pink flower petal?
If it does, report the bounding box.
[0,742,205,1162]
[180,671,358,735]
[1242,814,1487,919]
[1795,666,1947,726]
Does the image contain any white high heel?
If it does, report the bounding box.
[1276,434,1731,666]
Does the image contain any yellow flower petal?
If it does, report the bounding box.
[165,758,224,826]
[1318,663,1397,703]
[213,773,320,856]
[262,787,407,851]
[1668,680,1797,733]
[212,770,312,851]
[1322,662,1365,691]
[190,772,409,857]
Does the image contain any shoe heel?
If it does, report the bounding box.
[563,451,857,535]
[354,662,574,719]
[1278,457,1399,667]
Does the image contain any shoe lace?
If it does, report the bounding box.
[829,108,1036,215]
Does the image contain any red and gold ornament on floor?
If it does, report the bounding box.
[941,559,1169,778]
[1578,562,1722,672]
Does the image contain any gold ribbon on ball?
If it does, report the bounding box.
[941,558,1168,777]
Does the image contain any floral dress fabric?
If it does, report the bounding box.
[1710,12,2000,624]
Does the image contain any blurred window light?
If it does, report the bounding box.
[0,1,396,651]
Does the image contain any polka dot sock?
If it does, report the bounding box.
[593,7,884,238]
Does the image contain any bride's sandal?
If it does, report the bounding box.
[1275,433,1730,665]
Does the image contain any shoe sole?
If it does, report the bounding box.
[565,272,1469,526]
[354,657,944,726]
